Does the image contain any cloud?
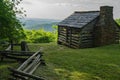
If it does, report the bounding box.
[21,1,33,5]
[54,3,72,6]
[20,0,120,19]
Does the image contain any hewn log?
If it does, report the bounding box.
[5,55,27,62]
[8,67,45,80]
[11,73,27,80]
[17,49,42,71]
[71,35,79,38]
[58,38,66,42]
[81,40,93,43]
[23,54,41,73]
[71,37,80,41]
[59,33,66,36]
[4,50,35,54]
[5,45,11,51]
[8,53,33,56]
[71,39,79,43]
[29,62,41,74]
[60,31,66,34]
[81,37,93,40]
[59,35,66,39]
[70,45,79,48]
[71,43,80,47]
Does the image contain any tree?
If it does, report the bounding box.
[0,0,26,43]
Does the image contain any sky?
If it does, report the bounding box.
[20,0,120,20]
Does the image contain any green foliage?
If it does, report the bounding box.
[24,27,57,43]
[0,0,26,42]
[116,18,120,26]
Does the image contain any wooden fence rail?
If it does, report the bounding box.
[8,68,44,80]
[8,49,45,80]
[0,42,31,62]
[0,42,45,79]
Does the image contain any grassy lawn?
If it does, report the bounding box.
[32,43,120,80]
[0,43,120,80]
[0,59,18,80]
[0,46,20,80]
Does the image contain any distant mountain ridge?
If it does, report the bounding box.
[20,18,60,31]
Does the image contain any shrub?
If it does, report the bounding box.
[24,28,57,43]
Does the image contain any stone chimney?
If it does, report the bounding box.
[100,6,113,24]
[94,6,116,46]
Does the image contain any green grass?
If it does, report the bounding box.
[0,45,21,80]
[0,43,120,80]
[0,59,18,80]
[32,43,120,80]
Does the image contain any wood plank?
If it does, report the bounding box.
[58,39,68,45]
[5,45,11,51]
[72,34,80,37]
[4,50,35,54]
[71,37,80,41]
[59,31,66,33]
[59,33,66,36]
[23,54,41,73]
[17,49,42,71]
[71,42,80,47]
[8,53,33,56]
[81,37,93,40]
[71,35,79,38]
[29,62,41,74]
[58,38,66,42]
[11,74,27,80]
[71,39,79,43]
[8,67,45,80]
[59,35,66,39]
[5,55,27,62]
[81,40,93,43]
[70,45,79,48]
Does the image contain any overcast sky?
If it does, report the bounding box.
[20,0,120,20]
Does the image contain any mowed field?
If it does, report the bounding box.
[0,43,120,80]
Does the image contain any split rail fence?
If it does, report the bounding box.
[8,49,45,80]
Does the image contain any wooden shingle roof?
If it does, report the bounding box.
[58,11,100,28]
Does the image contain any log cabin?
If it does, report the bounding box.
[58,6,120,48]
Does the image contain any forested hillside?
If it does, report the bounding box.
[21,18,60,31]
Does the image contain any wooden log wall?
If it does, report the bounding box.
[67,28,81,48]
[80,31,93,48]
[58,26,94,48]
[58,26,81,48]
[58,26,67,44]
[115,29,120,43]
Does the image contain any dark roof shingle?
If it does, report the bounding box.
[58,11,100,28]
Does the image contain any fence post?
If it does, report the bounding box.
[21,41,27,51]
[10,40,13,50]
